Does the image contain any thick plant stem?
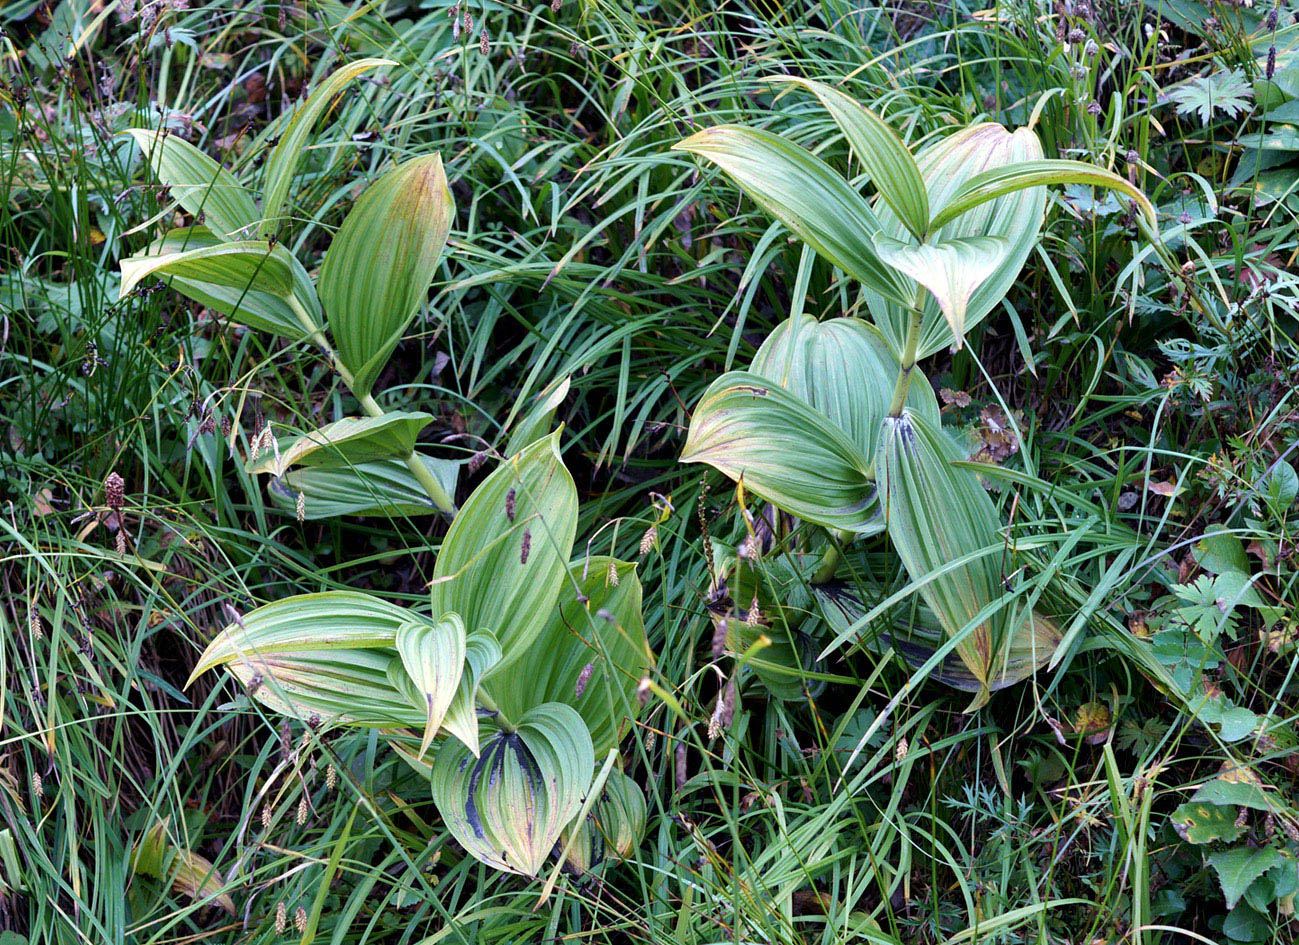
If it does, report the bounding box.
[887,294,926,418]
[811,539,843,585]
[286,297,457,514]
[357,393,457,515]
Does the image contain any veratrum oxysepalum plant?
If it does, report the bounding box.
[675,78,1158,708]
[122,62,652,877]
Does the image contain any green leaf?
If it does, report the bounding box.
[429,431,578,673]
[1210,846,1285,909]
[186,591,421,726]
[394,615,466,759]
[770,77,929,240]
[259,58,395,237]
[441,630,502,756]
[1192,777,1278,814]
[928,158,1157,233]
[873,235,1009,348]
[429,703,593,877]
[318,153,455,397]
[124,129,258,241]
[876,411,1057,698]
[268,453,459,520]
[672,125,908,305]
[559,769,647,874]
[1171,801,1246,844]
[866,123,1046,358]
[505,375,570,457]
[487,558,652,755]
[681,371,880,534]
[124,227,323,340]
[1219,706,1261,743]
[247,412,434,476]
[750,315,939,451]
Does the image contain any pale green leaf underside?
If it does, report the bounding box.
[247,411,434,476]
[395,614,467,758]
[873,234,1009,347]
[269,454,459,520]
[124,129,258,241]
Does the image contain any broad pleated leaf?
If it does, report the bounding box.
[126,226,323,340]
[866,124,1046,357]
[681,371,880,534]
[721,616,810,702]
[559,769,647,874]
[124,129,258,241]
[750,314,939,451]
[672,125,908,305]
[260,58,395,237]
[188,590,409,682]
[505,375,570,457]
[318,153,454,397]
[429,431,578,673]
[429,703,593,877]
[873,235,1009,347]
[268,454,459,520]
[247,412,434,476]
[441,630,503,756]
[813,582,1061,693]
[394,615,467,759]
[770,77,928,240]
[928,158,1158,232]
[487,558,651,755]
[875,411,1007,697]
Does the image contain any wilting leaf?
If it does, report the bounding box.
[131,819,235,914]
[247,412,434,476]
[318,153,455,397]
[682,371,880,534]
[429,703,593,877]
[750,315,939,451]
[873,235,1009,347]
[124,129,258,241]
[1171,801,1247,845]
[876,411,1058,701]
[487,558,651,755]
[260,58,395,237]
[124,226,324,340]
[394,614,466,759]
[770,77,929,240]
[269,454,459,520]
[559,769,647,874]
[867,123,1046,358]
[429,431,578,673]
[672,125,908,305]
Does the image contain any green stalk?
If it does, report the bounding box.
[287,296,456,515]
[887,294,926,418]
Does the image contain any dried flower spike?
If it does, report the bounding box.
[607,560,619,586]
[295,491,306,522]
[574,661,593,698]
[504,487,516,522]
[105,471,124,511]
[520,528,531,564]
[294,905,307,933]
[326,764,337,790]
[639,525,656,557]
[297,795,309,825]
[275,901,287,934]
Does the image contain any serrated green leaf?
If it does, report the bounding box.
[429,703,593,877]
[318,153,454,397]
[268,453,459,520]
[429,432,578,674]
[259,58,395,237]
[124,129,258,241]
[1210,846,1285,909]
[770,77,929,240]
[672,125,908,305]
[682,371,880,534]
[394,615,466,759]
[486,558,651,755]
[873,235,1008,348]
[248,412,434,476]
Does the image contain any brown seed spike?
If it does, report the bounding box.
[505,487,516,522]
[520,528,531,564]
